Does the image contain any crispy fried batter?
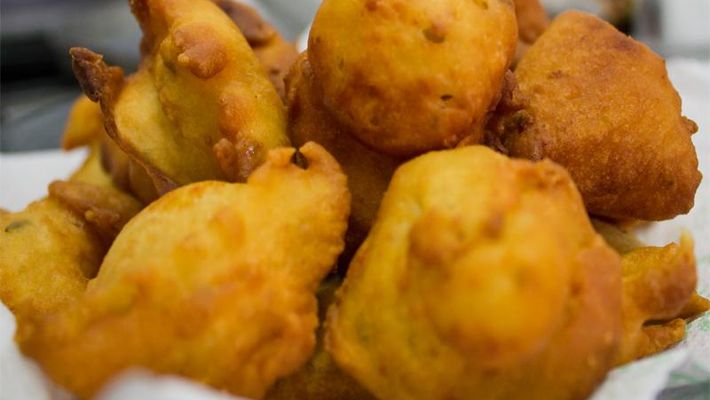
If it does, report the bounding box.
[513,0,549,44]
[217,0,298,100]
[48,180,142,244]
[500,11,701,220]
[615,235,706,365]
[327,146,622,400]
[0,199,104,319]
[71,0,289,190]
[20,143,350,400]
[309,0,518,155]
[62,93,160,202]
[286,53,400,263]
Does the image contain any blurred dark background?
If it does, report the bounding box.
[1,0,708,152]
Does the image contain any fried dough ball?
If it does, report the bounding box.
[216,0,298,100]
[0,199,104,319]
[286,53,400,262]
[309,0,518,155]
[327,146,622,400]
[266,278,375,400]
[500,11,701,220]
[20,143,350,399]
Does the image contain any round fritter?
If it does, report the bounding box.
[327,146,622,400]
[501,11,701,221]
[309,0,518,156]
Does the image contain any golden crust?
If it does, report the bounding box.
[71,0,289,190]
[309,0,518,155]
[501,11,701,220]
[20,143,350,399]
[48,180,142,244]
[513,0,549,44]
[0,199,104,319]
[286,53,400,263]
[217,0,298,100]
[615,235,704,365]
[327,146,622,400]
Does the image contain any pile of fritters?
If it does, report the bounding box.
[1,0,707,399]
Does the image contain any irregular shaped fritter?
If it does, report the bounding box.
[0,199,104,319]
[286,53,400,263]
[513,0,548,44]
[309,0,518,155]
[266,278,375,400]
[591,221,709,364]
[217,0,298,100]
[615,235,702,364]
[20,143,350,400]
[512,0,549,64]
[327,146,622,400]
[72,0,289,191]
[500,11,701,220]
[1,138,141,321]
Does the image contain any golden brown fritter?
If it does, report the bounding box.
[216,0,298,100]
[309,0,518,155]
[286,53,400,263]
[71,0,289,191]
[513,0,549,44]
[591,221,709,364]
[0,199,104,319]
[1,137,141,321]
[20,143,350,400]
[511,0,549,65]
[615,235,703,364]
[327,146,622,400]
[500,11,701,221]
[266,278,375,400]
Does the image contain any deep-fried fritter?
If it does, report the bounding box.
[216,0,298,100]
[513,0,548,44]
[1,137,141,321]
[500,11,701,221]
[20,143,350,400]
[0,199,104,319]
[615,235,704,364]
[72,0,289,191]
[309,0,518,155]
[286,53,400,262]
[592,221,709,364]
[512,0,549,64]
[327,146,622,400]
